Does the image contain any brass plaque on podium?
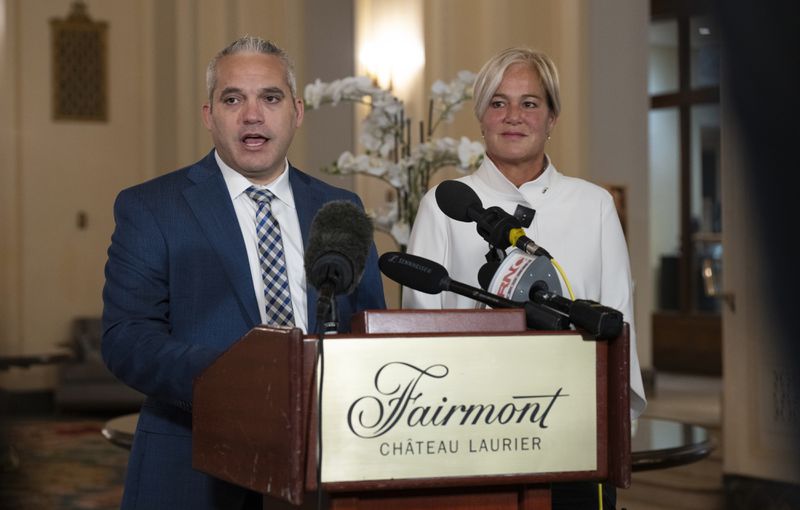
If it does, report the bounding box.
[321,334,597,483]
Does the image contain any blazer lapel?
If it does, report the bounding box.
[183,153,261,328]
[289,166,325,334]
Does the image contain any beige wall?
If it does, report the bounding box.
[0,0,650,389]
[1,0,153,389]
[0,0,21,358]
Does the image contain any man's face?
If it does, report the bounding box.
[202,52,304,184]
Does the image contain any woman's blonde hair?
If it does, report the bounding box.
[473,47,561,119]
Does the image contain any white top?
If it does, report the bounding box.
[217,152,309,333]
[403,156,646,418]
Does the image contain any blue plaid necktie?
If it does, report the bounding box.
[245,186,295,326]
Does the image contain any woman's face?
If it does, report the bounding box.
[480,63,556,177]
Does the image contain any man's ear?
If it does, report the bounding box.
[202,103,212,130]
[294,97,305,128]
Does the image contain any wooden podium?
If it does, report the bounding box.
[193,309,631,509]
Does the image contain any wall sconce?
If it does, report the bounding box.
[356,0,424,99]
[358,29,424,92]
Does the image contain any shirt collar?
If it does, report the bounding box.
[518,154,557,194]
[474,154,556,199]
[216,151,295,209]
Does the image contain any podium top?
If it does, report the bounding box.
[352,308,527,335]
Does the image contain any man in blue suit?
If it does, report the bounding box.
[102,36,385,509]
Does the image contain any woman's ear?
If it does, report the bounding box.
[546,112,558,136]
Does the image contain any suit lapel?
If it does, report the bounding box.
[289,166,325,334]
[183,153,261,328]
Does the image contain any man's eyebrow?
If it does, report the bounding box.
[260,87,286,97]
[219,87,243,98]
[218,86,287,99]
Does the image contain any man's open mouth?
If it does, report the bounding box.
[242,134,268,147]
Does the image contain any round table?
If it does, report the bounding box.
[0,350,73,370]
[102,414,713,471]
[101,413,140,449]
[631,416,714,471]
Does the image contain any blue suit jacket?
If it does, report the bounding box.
[102,151,385,509]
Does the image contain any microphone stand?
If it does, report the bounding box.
[314,284,337,510]
[315,283,339,336]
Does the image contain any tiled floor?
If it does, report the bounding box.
[618,372,724,510]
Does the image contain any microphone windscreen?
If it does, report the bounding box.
[379,252,449,294]
[435,180,483,222]
[304,200,373,294]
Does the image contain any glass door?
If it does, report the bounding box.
[649,0,722,375]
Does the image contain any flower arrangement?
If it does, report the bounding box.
[304,71,484,248]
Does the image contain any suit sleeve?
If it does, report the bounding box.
[101,189,222,409]
[356,239,387,311]
[350,194,386,312]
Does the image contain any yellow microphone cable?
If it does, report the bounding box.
[550,258,575,300]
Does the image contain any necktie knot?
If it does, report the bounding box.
[245,186,276,205]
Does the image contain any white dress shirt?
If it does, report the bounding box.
[217,152,309,333]
[404,156,647,418]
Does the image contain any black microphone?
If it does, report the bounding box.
[435,180,551,258]
[304,201,373,332]
[532,292,623,340]
[379,252,569,331]
[478,259,623,340]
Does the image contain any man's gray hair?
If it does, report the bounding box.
[206,36,297,103]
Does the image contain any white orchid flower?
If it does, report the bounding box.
[305,71,482,248]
